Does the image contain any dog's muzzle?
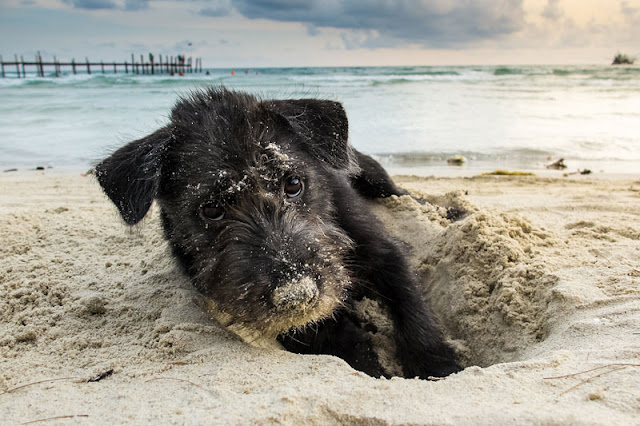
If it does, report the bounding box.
[271,276,318,312]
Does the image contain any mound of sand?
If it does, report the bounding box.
[1,173,638,424]
[370,192,558,368]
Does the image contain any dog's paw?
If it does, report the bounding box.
[402,351,463,379]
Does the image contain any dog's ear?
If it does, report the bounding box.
[264,99,359,173]
[95,127,171,225]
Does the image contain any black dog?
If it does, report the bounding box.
[96,87,460,378]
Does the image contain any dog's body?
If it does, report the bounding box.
[97,87,460,378]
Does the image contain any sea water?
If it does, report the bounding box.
[1,65,639,176]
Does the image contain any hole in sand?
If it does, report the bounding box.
[368,191,559,368]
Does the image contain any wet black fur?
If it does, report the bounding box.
[96,87,461,378]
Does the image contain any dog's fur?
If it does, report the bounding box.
[96,87,460,378]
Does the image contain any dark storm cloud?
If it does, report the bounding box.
[233,0,526,47]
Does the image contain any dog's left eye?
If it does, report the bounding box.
[284,176,304,198]
[199,202,225,221]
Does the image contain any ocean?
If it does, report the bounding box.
[1,65,639,176]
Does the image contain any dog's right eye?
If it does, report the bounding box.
[199,202,225,221]
[284,176,304,199]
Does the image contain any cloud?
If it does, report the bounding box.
[232,0,526,48]
[542,0,563,21]
[62,0,149,11]
[621,0,640,26]
[198,1,232,17]
[63,0,117,9]
[124,0,150,11]
[58,0,527,49]
[620,0,638,17]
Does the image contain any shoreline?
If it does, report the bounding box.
[3,163,640,181]
[1,173,639,424]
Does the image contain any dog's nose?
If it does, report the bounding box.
[271,276,318,312]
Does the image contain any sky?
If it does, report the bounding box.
[0,0,638,67]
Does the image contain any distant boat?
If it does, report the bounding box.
[612,53,635,65]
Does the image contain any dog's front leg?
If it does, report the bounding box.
[361,235,461,378]
[350,151,434,207]
[277,311,386,378]
[336,195,461,378]
[350,150,408,199]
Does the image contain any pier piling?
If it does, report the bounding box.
[14,54,20,78]
[0,53,204,78]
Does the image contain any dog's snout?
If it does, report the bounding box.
[271,276,318,312]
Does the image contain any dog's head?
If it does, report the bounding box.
[97,87,360,336]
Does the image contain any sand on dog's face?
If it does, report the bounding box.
[157,135,354,338]
[1,173,639,424]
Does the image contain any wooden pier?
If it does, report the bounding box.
[0,52,204,78]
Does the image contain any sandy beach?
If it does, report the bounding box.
[1,171,639,424]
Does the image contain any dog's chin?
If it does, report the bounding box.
[204,279,348,342]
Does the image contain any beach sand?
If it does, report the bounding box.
[1,172,639,424]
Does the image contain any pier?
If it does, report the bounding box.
[0,52,203,78]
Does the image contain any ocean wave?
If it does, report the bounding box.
[369,73,466,86]
[3,65,638,90]
[371,146,640,165]
[289,71,491,87]
[371,78,412,86]
[493,66,561,77]
[491,66,640,80]
[0,72,224,89]
[493,67,525,76]
[372,149,554,165]
[389,70,461,77]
